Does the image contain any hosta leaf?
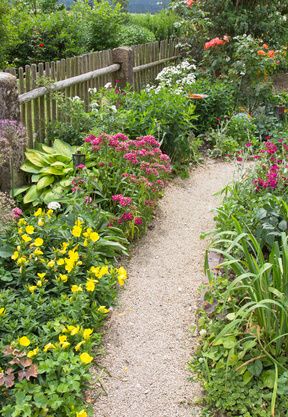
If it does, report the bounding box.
[40,167,64,175]
[262,369,275,388]
[51,161,66,167]
[247,359,263,376]
[31,174,42,182]
[11,185,30,197]
[25,152,49,167]
[43,191,62,204]
[53,154,72,164]
[60,179,72,187]
[23,185,41,204]
[21,160,41,174]
[41,144,55,154]
[36,175,55,191]
[53,139,75,157]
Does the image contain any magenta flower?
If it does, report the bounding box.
[279,139,284,142]
[217,118,221,121]
[245,143,252,146]
[76,164,86,169]
[253,155,261,158]
[237,158,243,162]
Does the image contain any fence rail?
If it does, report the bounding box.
[5,38,180,147]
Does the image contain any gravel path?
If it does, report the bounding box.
[91,160,234,417]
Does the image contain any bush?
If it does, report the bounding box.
[118,24,156,46]
[87,0,125,51]
[129,10,180,41]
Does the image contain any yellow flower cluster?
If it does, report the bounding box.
[117,266,127,286]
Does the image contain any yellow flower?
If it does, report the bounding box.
[47,260,55,267]
[17,257,28,265]
[57,259,65,265]
[90,232,99,242]
[75,219,83,227]
[69,250,79,262]
[86,279,95,292]
[27,347,39,357]
[60,341,70,348]
[98,306,109,314]
[76,411,87,417]
[71,285,82,293]
[43,343,56,352]
[100,266,108,277]
[33,238,44,247]
[83,328,93,340]
[83,239,88,247]
[19,336,30,347]
[37,280,42,287]
[79,352,93,364]
[47,209,53,219]
[34,208,42,216]
[28,286,37,293]
[65,259,74,273]
[70,325,80,336]
[34,247,43,256]
[38,218,44,226]
[22,234,32,243]
[18,218,26,226]
[11,251,19,260]
[117,266,127,286]
[25,225,34,235]
[18,228,23,234]
[0,307,6,315]
[90,266,100,275]
[75,341,86,351]
[60,274,68,282]
[37,273,46,279]
[247,114,251,118]
[59,335,67,343]
[72,226,82,237]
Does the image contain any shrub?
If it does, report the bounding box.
[118,24,156,46]
[129,10,180,41]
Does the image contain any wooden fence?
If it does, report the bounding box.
[4,39,180,148]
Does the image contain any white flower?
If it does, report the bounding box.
[88,87,97,93]
[110,105,117,112]
[47,202,61,210]
[104,82,112,89]
[71,96,82,102]
[199,329,207,338]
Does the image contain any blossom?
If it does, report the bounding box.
[83,328,93,339]
[60,274,68,282]
[28,285,37,293]
[48,202,61,210]
[37,273,46,279]
[76,164,86,169]
[279,139,284,142]
[268,50,275,58]
[245,143,252,146]
[187,0,195,5]
[12,207,22,219]
[19,336,30,347]
[39,43,44,47]
[75,341,86,351]
[98,306,109,314]
[72,225,82,237]
[0,308,6,315]
[76,411,87,417]
[117,266,127,286]
[27,347,39,357]
[71,285,82,292]
[263,44,268,49]
[80,352,93,364]
[32,238,43,247]
[258,50,265,55]
[43,343,56,352]
[86,279,95,292]
[34,208,42,216]
[237,158,243,162]
[22,234,32,243]
[11,251,18,260]
[90,232,99,242]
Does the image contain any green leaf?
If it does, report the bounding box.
[40,167,64,175]
[226,313,236,321]
[243,370,253,385]
[247,359,263,376]
[43,190,62,204]
[20,160,41,174]
[53,139,74,158]
[212,337,223,346]
[31,174,42,182]
[25,151,49,167]
[0,245,15,258]
[23,185,42,204]
[11,185,30,197]
[41,144,55,154]
[278,220,287,231]
[36,175,55,191]
[262,370,276,388]
[223,336,237,349]
[34,392,48,408]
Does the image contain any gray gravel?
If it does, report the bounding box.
[90,160,234,417]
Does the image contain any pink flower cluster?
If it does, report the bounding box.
[71,176,85,192]
[205,36,229,50]
[112,194,132,206]
[11,207,22,219]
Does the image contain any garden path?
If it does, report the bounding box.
[90,160,234,417]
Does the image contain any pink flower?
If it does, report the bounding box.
[279,139,284,142]
[253,155,261,158]
[115,90,119,93]
[217,118,221,121]
[237,158,243,162]
[245,143,252,146]
[76,164,86,169]
[266,136,271,139]
[135,217,143,225]
[11,207,22,219]
[115,79,119,82]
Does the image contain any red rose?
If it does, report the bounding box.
[40,43,44,47]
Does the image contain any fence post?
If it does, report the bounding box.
[0,73,25,193]
[112,47,134,89]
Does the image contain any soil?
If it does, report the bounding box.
[88,160,235,417]
[271,72,288,93]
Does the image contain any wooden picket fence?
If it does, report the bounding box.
[5,39,180,147]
